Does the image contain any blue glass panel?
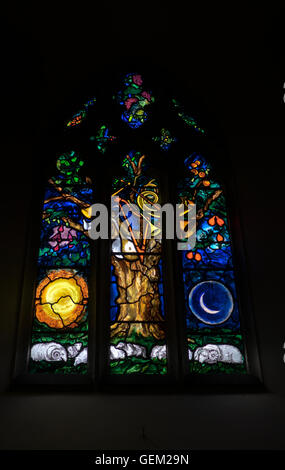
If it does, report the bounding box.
[38,184,93,267]
[183,270,240,331]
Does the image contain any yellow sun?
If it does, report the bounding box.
[35,270,88,329]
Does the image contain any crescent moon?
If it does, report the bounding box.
[200,293,220,314]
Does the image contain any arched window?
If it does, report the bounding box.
[29,151,93,374]
[14,70,262,387]
[110,151,166,376]
[178,153,246,375]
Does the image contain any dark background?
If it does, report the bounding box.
[0,5,284,450]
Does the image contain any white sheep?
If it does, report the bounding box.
[30,342,67,362]
[150,345,167,360]
[74,347,88,366]
[116,342,147,358]
[193,344,243,364]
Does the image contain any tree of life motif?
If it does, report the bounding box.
[110,152,165,341]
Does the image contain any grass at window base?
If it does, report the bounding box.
[28,319,88,375]
[189,361,246,375]
[187,330,247,375]
[29,358,88,375]
[110,328,167,375]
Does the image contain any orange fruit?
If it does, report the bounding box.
[216,217,224,226]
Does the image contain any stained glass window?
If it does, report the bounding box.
[18,70,260,386]
[90,124,117,153]
[178,153,246,374]
[28,151,93,374]
[66,97,96,128]
[172,99,206,134]
[110,151,166,375]
[152,129,177,151]
[116,73,154,128]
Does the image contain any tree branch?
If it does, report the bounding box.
[196,189,223,220]
[137,154,145,175]
[47,179,90,209]
[193,179,203,200]
[42,182,91,237]
[126,154,146,188]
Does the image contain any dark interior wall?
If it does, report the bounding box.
[0,6,284,450]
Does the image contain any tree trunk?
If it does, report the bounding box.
[110,248,165,340]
